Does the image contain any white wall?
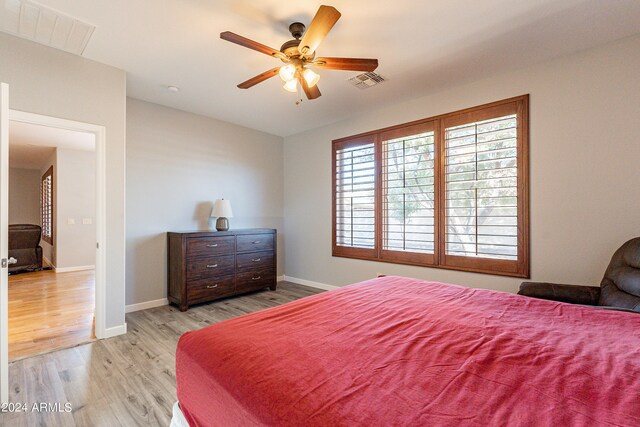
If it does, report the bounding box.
[283,34,640,293]
[0,33,126,329]
[126,98,284,306]
[39,150,56,264]
[8,168,39,225]
[55,148,96,269]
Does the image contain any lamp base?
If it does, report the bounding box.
[215,217,229,231]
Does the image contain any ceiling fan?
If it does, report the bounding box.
[220,5,378,101]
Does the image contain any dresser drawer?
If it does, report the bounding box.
[237,234,274,253]
[186,255,235,280]
[187,236,235,258]
[187,275,235,303]
[236,270,275,294]
[236,251,274,273]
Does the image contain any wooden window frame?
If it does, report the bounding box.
[332,136,378,260]
[331,95,529,278]
[379,121,438,267]
[41,166,54,245]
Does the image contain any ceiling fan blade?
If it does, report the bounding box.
[237,67,281,89]
[298,5,341,56]
[220,31,285,60]
[313,57,378,72]
[300,77,321,100]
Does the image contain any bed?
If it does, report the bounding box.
[175,276,640,426]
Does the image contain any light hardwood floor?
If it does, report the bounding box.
[9,269,96,361]
[1,282,322,427]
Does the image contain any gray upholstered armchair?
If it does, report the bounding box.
[518,237,640,312]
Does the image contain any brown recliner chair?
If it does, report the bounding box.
[8,224,43,273]
[518,237,640,312]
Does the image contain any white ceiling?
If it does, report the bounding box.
[5,0,640,136]
[9,120,95,169]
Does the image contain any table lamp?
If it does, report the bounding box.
[211,199,233,231]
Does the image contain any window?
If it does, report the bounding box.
[380,122,437,266]
[332,95,529,277]
[41,166,53,244]
[334,138,376,258]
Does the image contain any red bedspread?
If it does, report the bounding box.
[176,276,640,426]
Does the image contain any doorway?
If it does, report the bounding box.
[4,110,107,351]
[0,84,108,403]
[8,120,97,360]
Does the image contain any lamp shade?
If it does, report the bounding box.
[279,64,296,82]
[211,199,233,218]
[283,79,298,92]
[302,68,320,88]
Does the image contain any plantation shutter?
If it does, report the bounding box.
[332,95,529,278]
[41,166,53,244]
[333,137,377,257]
[380,122,437,264]
[441,101,527,274]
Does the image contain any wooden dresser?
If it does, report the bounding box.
[167,229,277,311]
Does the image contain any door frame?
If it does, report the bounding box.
[7,110,108,340]
[1,83,8,403]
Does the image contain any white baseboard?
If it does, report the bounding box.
[102,323,127,338]
[277,275,285,282]
[282,275,340,291]
[125,298,169,313]
[55,265,95,273]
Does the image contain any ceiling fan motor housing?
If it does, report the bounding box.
[280,39,301,56]
[280,40,315,61]
[281,22,311,59]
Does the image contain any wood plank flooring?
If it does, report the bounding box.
[8,269,96,361]
[1,282,322,427]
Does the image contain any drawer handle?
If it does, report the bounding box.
[206,284,218,289]
[251,241,261,244]
[206,264,218,268]
[206,244,218,248]
[251,258,261,262]
[251,276,261,280]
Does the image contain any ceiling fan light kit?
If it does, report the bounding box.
[302,68,320,87]
[220,5,379,102]
[279,64,296,82]
[283,79,298,93]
